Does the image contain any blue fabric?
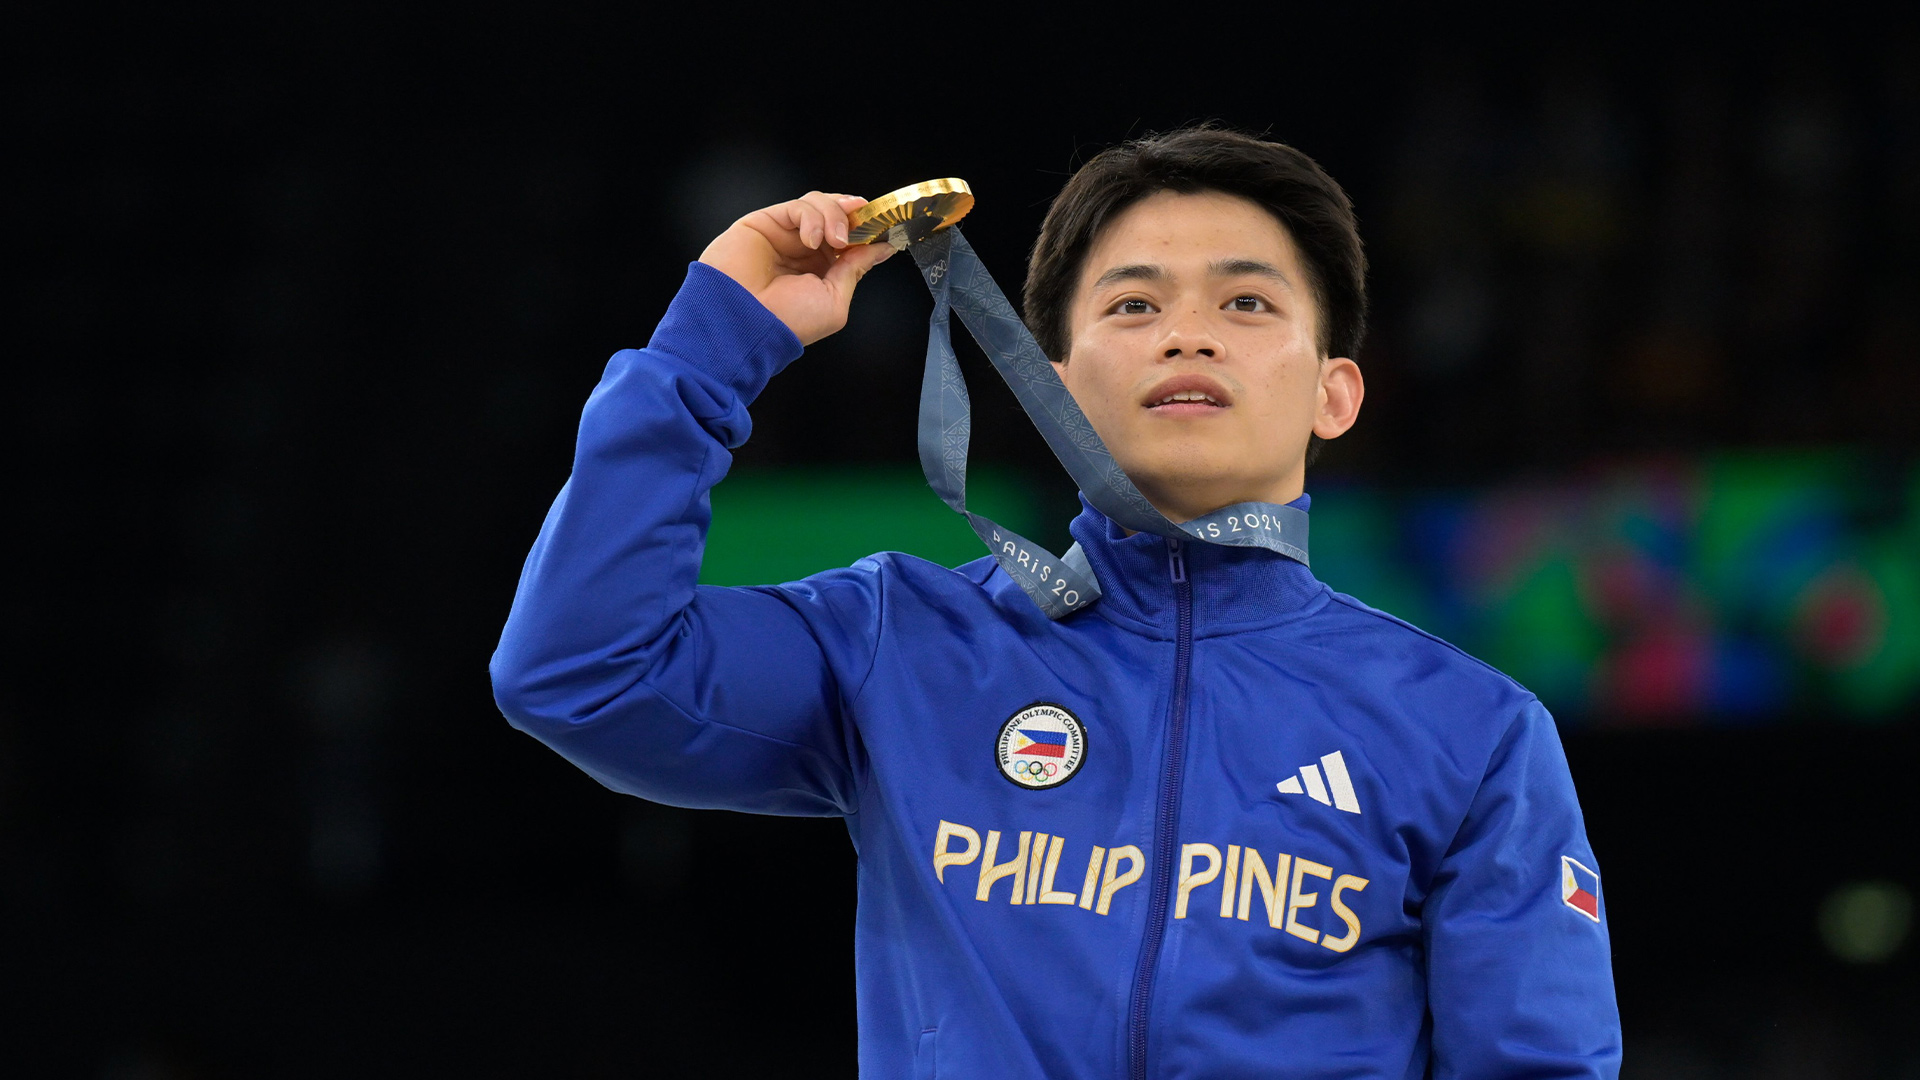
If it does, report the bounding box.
[491,264,1623,1080]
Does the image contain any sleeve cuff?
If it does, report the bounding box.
[646,262,806,402]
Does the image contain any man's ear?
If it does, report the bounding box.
[1313,357,1364,440]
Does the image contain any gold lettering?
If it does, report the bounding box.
[1078,845,1106,909]
[932,820,981,884]
[1219,845,1242,918]
[1025,833,1050,904]
[1096,845,1145,916]
[976,830,1031,904]
[1173,843,1222,919]
[1037,835,1079,905]
[1238,850,1291,928]
[1286,858,1333,943]
[1322,874,1369,953]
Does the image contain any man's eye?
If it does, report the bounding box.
[1116,299,1152,315]
[1229,296,1265,312]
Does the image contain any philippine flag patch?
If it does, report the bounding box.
[995,703,1087,789]
[1560,856,1601,922]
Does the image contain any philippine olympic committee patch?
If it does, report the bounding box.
[996,703,1086,789]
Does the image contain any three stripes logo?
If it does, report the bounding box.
[1275,751,1363,815]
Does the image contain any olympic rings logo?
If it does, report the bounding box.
[996,704,1088,790]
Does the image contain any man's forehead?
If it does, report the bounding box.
[1079,190,1303,292]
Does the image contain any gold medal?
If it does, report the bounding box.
[848,178,974,249]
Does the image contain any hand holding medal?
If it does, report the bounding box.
[695,190,897,346]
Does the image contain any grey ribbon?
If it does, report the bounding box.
[909,227,1309,619]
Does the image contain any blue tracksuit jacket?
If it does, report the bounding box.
[490,263,1623,1079]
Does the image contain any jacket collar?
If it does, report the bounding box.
[1067,493,1328,639]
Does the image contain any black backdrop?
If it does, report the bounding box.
[10,6,1919,1076]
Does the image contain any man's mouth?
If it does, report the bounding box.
[1143,376,1232,411]
[1150,390,1225,407]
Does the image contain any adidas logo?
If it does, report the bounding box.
[1276,751,1362,815]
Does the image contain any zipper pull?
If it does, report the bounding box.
[1168,538,1187,584]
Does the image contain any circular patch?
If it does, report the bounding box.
[996,703,1087,789]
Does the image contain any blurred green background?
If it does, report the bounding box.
[706,454,1920,724]
[701,466,1044,585]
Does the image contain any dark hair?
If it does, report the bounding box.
[1024,126,1368,366]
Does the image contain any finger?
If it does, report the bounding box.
[835,194,869,234]
[824,238,895,299]
[743,199,815,254]
[799,190,855,249]
[766,195,830,250]
[795,199,826,250]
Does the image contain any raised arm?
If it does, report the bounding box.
[489,192,896,816]
[1425,698,1623,1079]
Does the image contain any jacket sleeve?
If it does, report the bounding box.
[488,262,880,817]
[1424,698,1623,1079]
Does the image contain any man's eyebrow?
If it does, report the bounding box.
[1089,264,1166,291]
[1212,258,1294,288]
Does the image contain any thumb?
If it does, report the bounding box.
[825,240,897,302]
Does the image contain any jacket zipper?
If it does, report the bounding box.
[1128,537,1193,1080]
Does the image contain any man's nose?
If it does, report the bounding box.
[1160,308,1220,359]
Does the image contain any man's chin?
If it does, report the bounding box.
[1129,474,1246,524]
[1125,465,1303,523]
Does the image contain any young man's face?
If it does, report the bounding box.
[1055,190,1362,522]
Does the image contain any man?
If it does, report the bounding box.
[491,127,1622,1078]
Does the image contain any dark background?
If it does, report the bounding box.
[9,6,1918,1077]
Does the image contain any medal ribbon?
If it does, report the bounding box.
[909,227,1310,620]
